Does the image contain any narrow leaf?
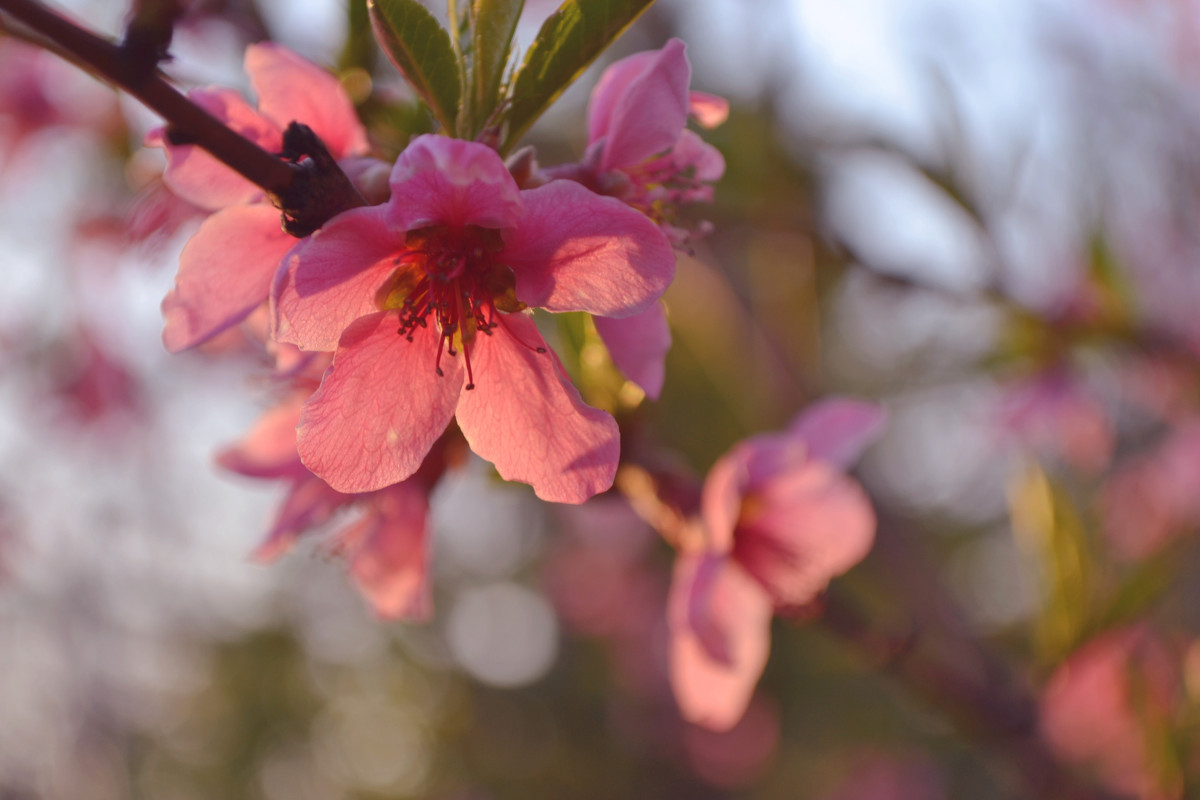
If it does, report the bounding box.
[368,0,462,132]
[471,0,524,136]
[502,0,655,152]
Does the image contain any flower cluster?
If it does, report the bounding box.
[150,39,730,619]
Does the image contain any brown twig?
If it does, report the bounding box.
[0,0,366,234]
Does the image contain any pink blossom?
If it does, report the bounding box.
[146,43,374,353]
[997,368,1114,473]
[542,38,726,399]
[1100,418,1200,560]
[1040,627,1181,800]
[572,38,727,245]
[273,134,675,503]
[218,390,460,619]
[669,399,885,730]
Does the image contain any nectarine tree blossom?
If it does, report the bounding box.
[273,134,675,503]
[543,38,727,399]
[669,399,886,729]
[147,43,376,352]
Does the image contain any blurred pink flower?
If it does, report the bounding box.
[821,752,947,800]
[273,134,674,502]
[1040,627,1181,800]
[998,368,1114,473]
[1100,418,1200,560]
[669,399,885,730]
[146,43,375,352]
[542,38,728,398]
[218,390,462,619]
[0,39,118,171]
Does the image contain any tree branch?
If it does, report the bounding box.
[0,0,366,234]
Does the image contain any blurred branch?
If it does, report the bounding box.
[0,0,366,235]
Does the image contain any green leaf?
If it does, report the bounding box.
[1009,466,1093,665]
[501,0,655,152]
[368,0,462,132]
[469,0,524,136]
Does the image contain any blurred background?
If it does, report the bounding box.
[5,0,1200,797]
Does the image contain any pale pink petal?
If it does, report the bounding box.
[253,475,351,561]
[504,180,675,317]
[455,314,619,503]
[599,38,691,171]
[688,90,729,129]
[272,204,403,351]
[245,42,369,158]
[735,461,876,607]
[669,552,772,731]
[788,398,887,470]
[156,88,280,210]
[700,448,745,554]
[587,50,659,145]
[387,135,524,230]
[700,435,807,552]
[673,129,726,183]
[163,204,295,352]
[297,313,463,493]
[215,393,305,479]
[594,301,670,399]
[338,482,432,619]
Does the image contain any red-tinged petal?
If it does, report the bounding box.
[273,204,402,352]
[157,88,280,210]
[587,50,659,144]
[163,204,295,352]
[735,461,876,608]
[387,135,523,230]
[788,398,887,470]
[245,43,369,158]
[253,475,352,561]
[669,552,772,731]
[505,180,675,317]
[337,482,432,620]
[455,314,619,504]
[297,313,463,493]
[594,301,671,399]
[599,38,691,171]
[216,393,306,479]
[688,91,730,129]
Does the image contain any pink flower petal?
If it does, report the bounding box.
[598,38,691,171]
[688,90,730,129]
[163,204,295,352]
[297,312,463,493]
[253,475,351,561]
[594,300,671,399]
[216,393,306,479]
[734,461,876,608]
[587,49,659,146]
[788,398,887,470]
[674,129,726,183]
[156,88,280,210]
[273,204,403,352]
[669,552,772,731]
[387,135,524,230]
[700,436,807,553]
[338,482,432,619]
[455,314,619,503]
[245,42,369,158]
[505,180,675,317]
